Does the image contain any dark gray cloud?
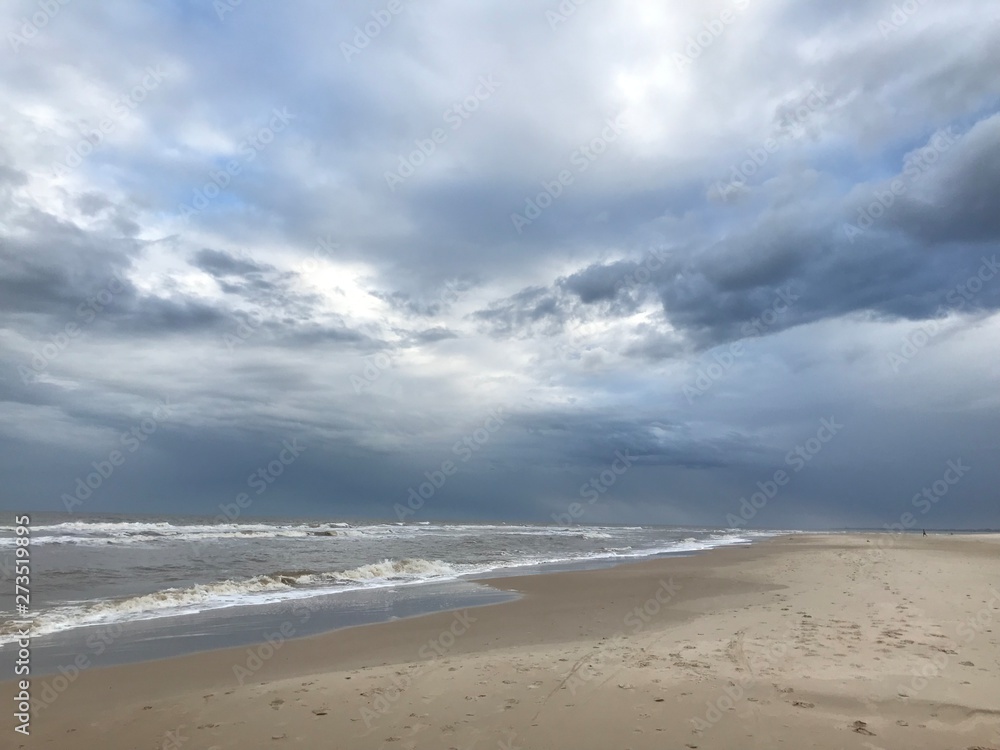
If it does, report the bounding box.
[192,248,273,277]
[473,118,1000,354]
[408,327,459,344]
[473,286,564,338]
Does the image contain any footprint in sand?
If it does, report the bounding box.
[851,720,876,736]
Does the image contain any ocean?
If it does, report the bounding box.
[0,512,783,673]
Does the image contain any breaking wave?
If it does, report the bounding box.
[0,521,778,644]
[0,521,657,547]
[0,558,461,643]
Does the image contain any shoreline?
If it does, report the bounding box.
[3,536,766,679]
[5,533,1000,748]
[2,530,768,673]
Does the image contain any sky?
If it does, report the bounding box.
[1,0,998,529]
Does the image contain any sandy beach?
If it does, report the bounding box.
[6,533,1000,749]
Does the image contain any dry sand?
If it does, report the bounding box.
[5,533,1000,749]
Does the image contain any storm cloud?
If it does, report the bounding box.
[1,0,998,529]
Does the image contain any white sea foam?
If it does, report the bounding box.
[0,521,654,546]
[0,521,388,546]
[331,558,458,581]
[0,557,463,644]
[0,526,773,643]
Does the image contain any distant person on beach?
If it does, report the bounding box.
[923,529,927,536]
